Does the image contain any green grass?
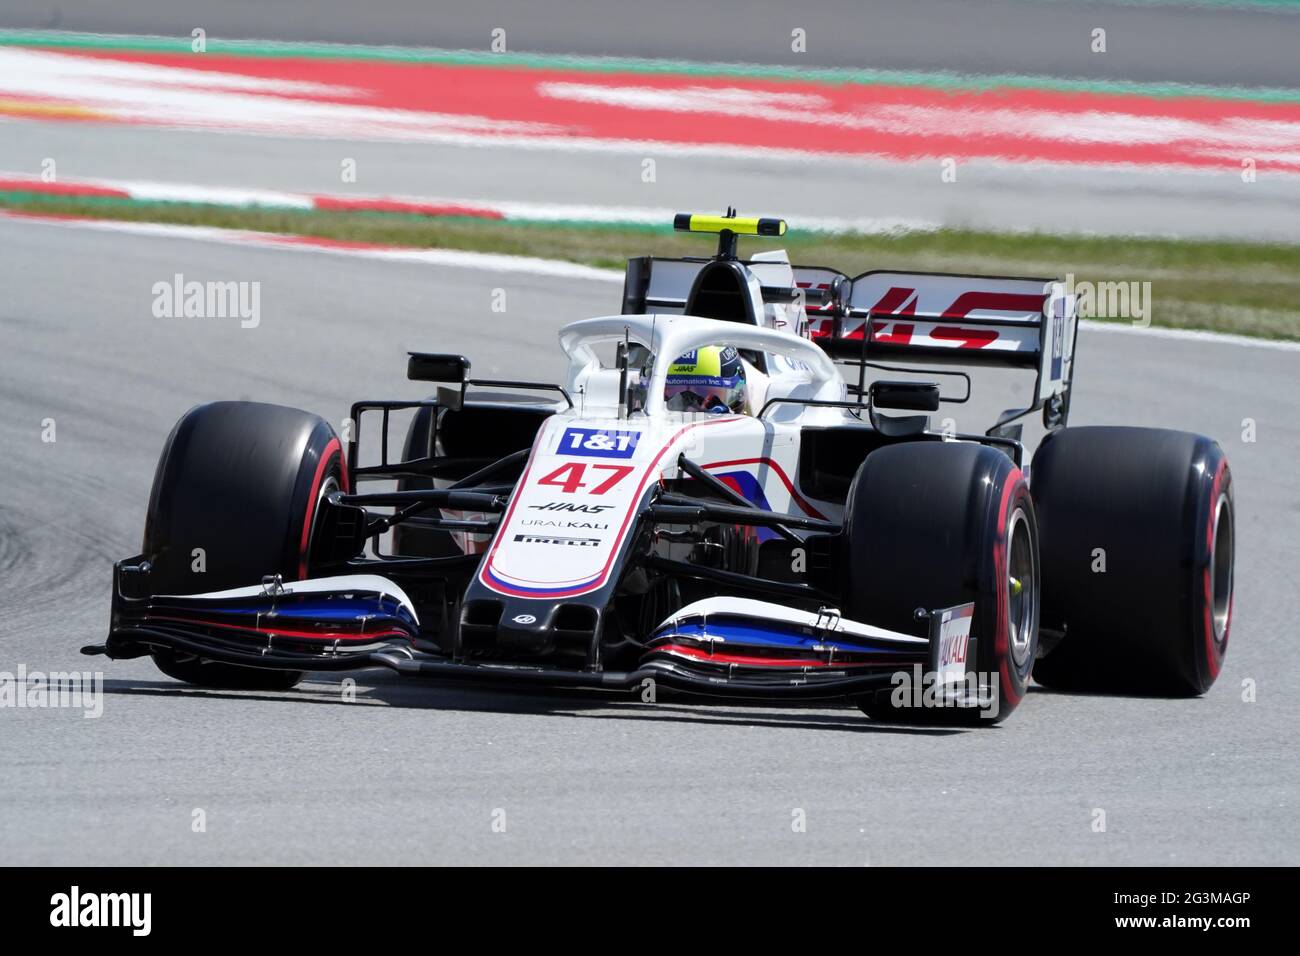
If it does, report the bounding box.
[6,192,1299,341]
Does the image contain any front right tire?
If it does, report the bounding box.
[841,441,1040,725]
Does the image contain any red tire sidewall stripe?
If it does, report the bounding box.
[298,436,343,580]
[994,469,1026,709]
[1201,458,1230,680]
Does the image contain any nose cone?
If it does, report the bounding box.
[495,605,556,656]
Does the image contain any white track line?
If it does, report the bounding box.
[121,181,316,209]
[0,211,622,282]
[0,171,937,235]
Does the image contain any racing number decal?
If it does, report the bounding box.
[537,462,634,495]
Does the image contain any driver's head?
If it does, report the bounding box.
[663,345,748,415]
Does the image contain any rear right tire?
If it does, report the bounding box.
[1030,426,1234,696]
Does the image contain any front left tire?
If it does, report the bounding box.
[142,401,347,690]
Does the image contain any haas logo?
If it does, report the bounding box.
[530,502,613,513]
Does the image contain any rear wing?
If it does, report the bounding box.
[616,210,1079,433]
[795,267,1080,427]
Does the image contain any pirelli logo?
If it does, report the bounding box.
[513,534,602,547]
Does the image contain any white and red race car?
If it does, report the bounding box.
[91,213,1234,724]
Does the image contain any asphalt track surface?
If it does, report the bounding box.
[3,0,1298,89]
[1,216,1296,865]
[9,120,1300,243]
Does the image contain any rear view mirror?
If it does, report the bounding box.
[408,352,470,384]
[869,380,941,412]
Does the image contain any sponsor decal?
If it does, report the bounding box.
[558,427,640,459]
[513,534,602,547]
[1047,292,1067,379]
[886,603,998,716]
[869,320,1002,349]
[528,502,614,513]
[519,519,609,529]
[482,416,741,598]
[511,614,537,625]
[932,604,974,689]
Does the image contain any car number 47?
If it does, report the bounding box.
[537,462,634,495]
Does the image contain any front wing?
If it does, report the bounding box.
[91,561,973,701]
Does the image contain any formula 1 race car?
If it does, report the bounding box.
[88,212,1235,724]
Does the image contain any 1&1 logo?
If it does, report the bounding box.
[559,427,640,459]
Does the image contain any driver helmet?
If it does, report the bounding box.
[663,345,748,415]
